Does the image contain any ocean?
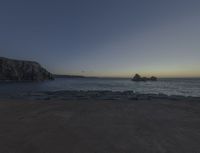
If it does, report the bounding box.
[0,78,200,97]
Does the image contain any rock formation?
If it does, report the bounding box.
[132,74,157,81]
[150,76,157,81]
[0,57,54,81]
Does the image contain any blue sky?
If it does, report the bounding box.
[0,0,200,77]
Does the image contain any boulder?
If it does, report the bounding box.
[0,57,54,81]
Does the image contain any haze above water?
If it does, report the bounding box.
[0,78,200,97]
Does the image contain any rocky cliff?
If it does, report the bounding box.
[0,57,54,81]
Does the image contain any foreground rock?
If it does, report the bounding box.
[0,57,54,81]
[132,74,157,81]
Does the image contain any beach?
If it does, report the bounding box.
[0,91,200,153]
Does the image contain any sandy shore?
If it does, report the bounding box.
[0,93,200,153]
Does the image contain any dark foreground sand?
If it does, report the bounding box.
[0,98,200,153]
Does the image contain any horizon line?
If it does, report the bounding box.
[54,74,200,79]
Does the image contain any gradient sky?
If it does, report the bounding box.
[0,0,200,77]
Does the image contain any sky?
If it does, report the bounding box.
[0,0,200,78]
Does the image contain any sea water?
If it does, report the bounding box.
[0,78,200,97]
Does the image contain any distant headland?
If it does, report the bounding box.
[53,74,85,78]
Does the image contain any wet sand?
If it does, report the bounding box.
[0,97,200,153]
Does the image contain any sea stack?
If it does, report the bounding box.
[132,74,157,81]
[0,57,54,81]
